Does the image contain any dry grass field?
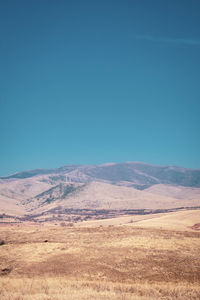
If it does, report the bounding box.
[0,210,200,299]
[128,209,200,231]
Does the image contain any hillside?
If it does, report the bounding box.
[23,181,200,213]
[0,162,200,217]
[146,184,200,199]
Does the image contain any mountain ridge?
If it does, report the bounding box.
[1,161,200,188]
[1,162,200,218]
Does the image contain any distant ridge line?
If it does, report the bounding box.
[1,161,200,188]
[1,161,200,179]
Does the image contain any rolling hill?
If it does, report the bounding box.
[0,162,200,217]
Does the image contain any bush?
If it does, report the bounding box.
[0,240,5,246]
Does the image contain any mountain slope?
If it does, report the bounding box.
[81,162,200,187]
[146,184,200,200]
[0,176,52,201]
[1,162,200,216]
[24,181,200,214]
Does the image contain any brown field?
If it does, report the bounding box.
[0,210,200,299]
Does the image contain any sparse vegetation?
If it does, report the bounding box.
[1,277,200,299]
[0,221,200,299]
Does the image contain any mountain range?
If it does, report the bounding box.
[0,162,200,218]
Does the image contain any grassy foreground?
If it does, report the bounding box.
[0,221,200,299]
[1,277,200,300]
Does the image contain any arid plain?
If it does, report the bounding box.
[0,209,200,300]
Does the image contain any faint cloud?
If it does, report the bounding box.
[135,35,200,46]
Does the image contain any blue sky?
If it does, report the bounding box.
[0,0,200,175]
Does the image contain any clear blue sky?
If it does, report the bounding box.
[1,0,200,175]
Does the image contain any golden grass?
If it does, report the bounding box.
[77,212,169,227]
[0,219,200,299]
[1,277,200,300]
[130,209,200,231]
[77,209,200,229]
